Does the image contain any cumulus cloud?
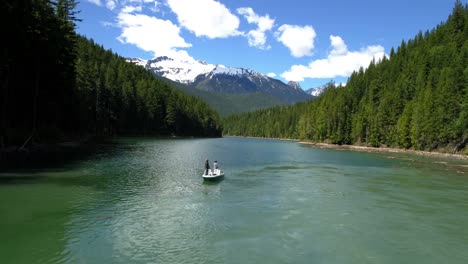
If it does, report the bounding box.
[237,7,274,49]
[117,12,194,61]
[281,35,386,81]
[266,72,277,78]
[275,24,316,57]
[329,35,347,56]
[167,0,241,39]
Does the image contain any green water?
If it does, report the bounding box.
[1,137,467,263]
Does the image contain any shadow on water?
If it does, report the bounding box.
[0,140,127,185]
[202,171,226,185]
[202,177,225,185]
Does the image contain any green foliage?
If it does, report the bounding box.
[223,2,468,153]
[74,37,223,137]
[1,0,221,147]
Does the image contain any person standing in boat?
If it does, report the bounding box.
[213,160,218,175]
[205,159,210,175]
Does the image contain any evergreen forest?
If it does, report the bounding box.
[223,2,468,153]
[1,0,222,150]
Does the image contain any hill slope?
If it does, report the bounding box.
[157,77,283,116]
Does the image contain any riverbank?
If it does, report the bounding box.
[224,135,467,161]
[298,142,468,161]
[223,135,300,142]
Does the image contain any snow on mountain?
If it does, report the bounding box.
[127,58,146,67]
[305,85,327,97]
[128,56,312,104]
[211,65,250,76]
[305,82,347,97]
[145,56,216,84]
[128,56,272,84]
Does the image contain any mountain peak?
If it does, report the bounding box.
[211,65,252,76]
[127,55,312,104]
[127,58,147,67]
[288,81,302,90]
[151,56,173,63]
[305,85,327,97]
[141,56,216,84]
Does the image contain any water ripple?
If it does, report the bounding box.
[2,138,468,263]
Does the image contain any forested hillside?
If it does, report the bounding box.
[224,2,468,153]
[75,38,221,137]
[1,0,221,149]
[165,78,284,116]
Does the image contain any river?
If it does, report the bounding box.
[1,137,467,263]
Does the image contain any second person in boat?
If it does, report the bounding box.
[213,160,219,175]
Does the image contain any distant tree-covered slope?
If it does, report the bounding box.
[0,0,221,149]
[161,77,284,116]
[224,1,468,153]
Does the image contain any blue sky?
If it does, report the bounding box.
[77,0,464,89]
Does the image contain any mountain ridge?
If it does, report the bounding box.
[127,56,312,105]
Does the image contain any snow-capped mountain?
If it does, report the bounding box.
[141,56,216,84]
[305,85,327,97]
[129,56,263,85]
[128,56,311,104]
[127,57,147,68]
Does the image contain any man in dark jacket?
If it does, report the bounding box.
[205,159,210,175]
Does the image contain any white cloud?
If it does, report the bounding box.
[237,7,274,50]
[329,35,347,56]
[247,30,268,49]
[117,12,194,61]
[97,0,162,13]
[167,0,241,39]
[275,24,316,57]
[282,35,386,81]
[121,5,142,13]
[87,0,102,6]
[267,72,277,78]
[105,0,116,10]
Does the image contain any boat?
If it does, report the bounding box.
[202,169,225,181]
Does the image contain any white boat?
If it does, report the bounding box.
[202,169,225,181]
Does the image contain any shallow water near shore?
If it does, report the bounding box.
[1,137,467,263]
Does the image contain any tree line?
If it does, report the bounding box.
[224,1,468,153]
[1,0,222,149]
